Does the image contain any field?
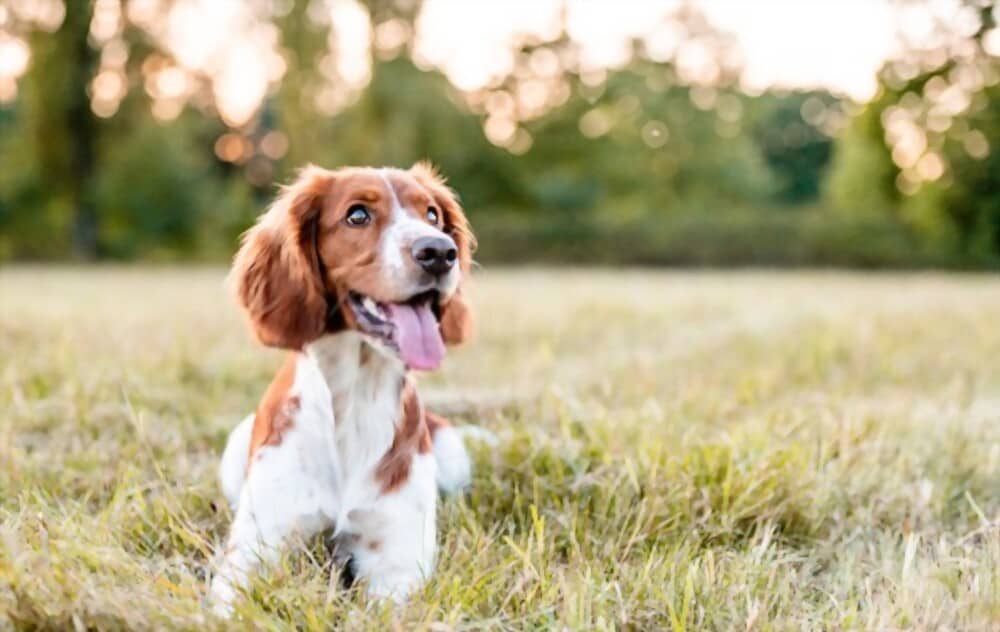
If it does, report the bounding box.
[1,267,998,630]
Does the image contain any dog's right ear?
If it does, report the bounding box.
[230,165,334,350]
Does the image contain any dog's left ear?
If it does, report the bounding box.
[410,161,476,346]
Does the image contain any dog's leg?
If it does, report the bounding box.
[342,453,438,603]
[426,411,499,494]
[210,439,335,616]
[218,414,254,509]
[425,411,471,495]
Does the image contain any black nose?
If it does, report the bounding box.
[411,235,457,276]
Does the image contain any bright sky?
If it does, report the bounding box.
[698,0,897,99]
[0,0,976,126]
[416,0,900,101]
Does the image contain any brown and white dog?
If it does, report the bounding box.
[210,163,477,614]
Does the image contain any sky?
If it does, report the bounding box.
[697,0,897,99]
[415,0,900,101]
[0,0,979,126]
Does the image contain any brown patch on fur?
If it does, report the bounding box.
[375,379,432,494]
[247,354,299,471]
[367,539,382,552]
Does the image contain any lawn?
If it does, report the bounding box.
[1,267,998,630]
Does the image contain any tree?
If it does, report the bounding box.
[16,1,100,259]
[825,0,1000,260]
[751,92,834,204]
[824,91,900,218]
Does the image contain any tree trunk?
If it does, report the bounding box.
[64,0,99,260]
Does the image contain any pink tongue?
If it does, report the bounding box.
[385,302,446,371]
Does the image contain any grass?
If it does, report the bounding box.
[1,266,998,630]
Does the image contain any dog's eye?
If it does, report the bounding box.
[345,205,371,226]
[426,207,439,224]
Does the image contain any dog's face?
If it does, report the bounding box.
[231,163,475,370]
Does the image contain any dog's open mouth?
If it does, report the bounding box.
[347,290,444,371]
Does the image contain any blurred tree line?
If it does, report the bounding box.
[827,0,1000,264]
[0,0,998,267]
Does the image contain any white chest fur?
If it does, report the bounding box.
[212,332,439,614]
[303,333,410,530]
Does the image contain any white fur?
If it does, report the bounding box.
[218,414,253,509]
[432,426,472,495]
[210,334,469,615]
[377,168,460,300]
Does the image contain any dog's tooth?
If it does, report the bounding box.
[362,297,378,314]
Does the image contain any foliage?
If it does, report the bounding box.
[750,92,834,204]
[94,115,253,259]
[929,83,1000,256]
[518,60,779,215]
[824,94,900,219]
[825,0,1000,263]
[472,209,977,268]
[0,1,999,267]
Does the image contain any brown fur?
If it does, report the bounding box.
[248,354,299,469]
[375,379,433,494]
[230,166,333,350]
[425,410,452,437]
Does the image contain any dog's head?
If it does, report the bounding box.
[230,163,475,370]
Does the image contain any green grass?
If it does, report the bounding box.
[1,267,998,630]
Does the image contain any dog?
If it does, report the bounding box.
[210,163,477,614]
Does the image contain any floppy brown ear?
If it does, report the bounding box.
[410,161,476,345]
[230,165,334,350]
[438,288,474,345]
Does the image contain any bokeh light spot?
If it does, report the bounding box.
[579,108,611,138]
[641,120,669,148]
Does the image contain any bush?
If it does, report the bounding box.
[470,208,1000,269]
